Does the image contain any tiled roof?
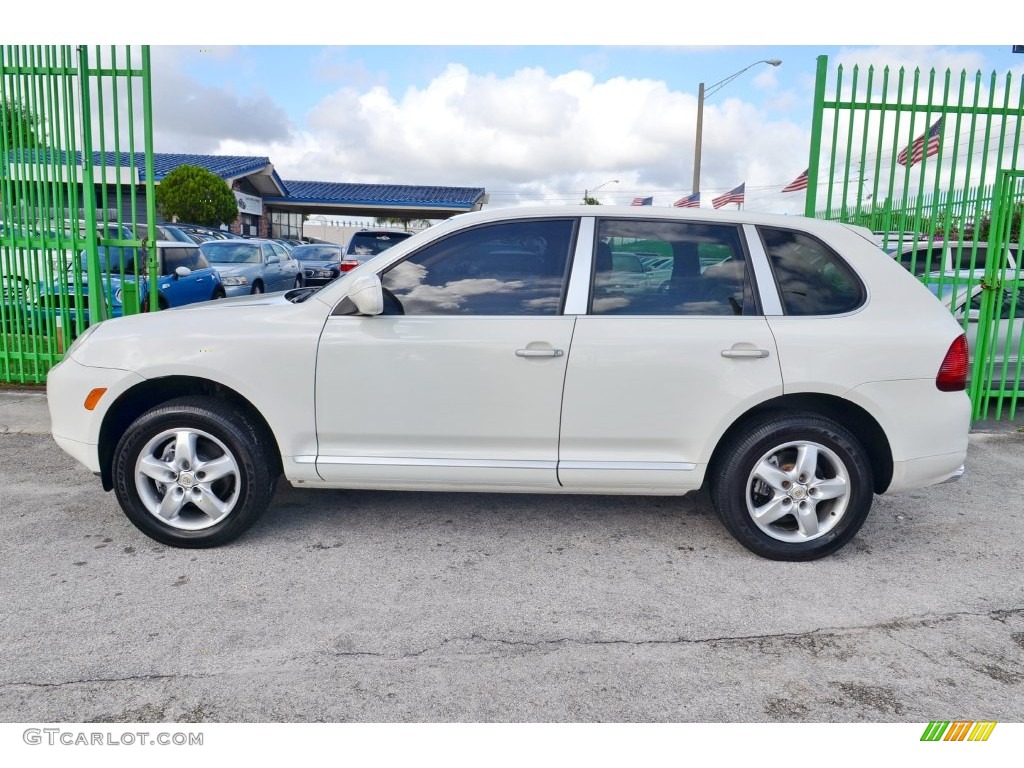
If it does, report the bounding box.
[148,153,276,184]
[4,149,281,187]
[275,181,485,208]
[4,152,485,211]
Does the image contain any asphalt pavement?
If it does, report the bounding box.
[1,387,1023,722]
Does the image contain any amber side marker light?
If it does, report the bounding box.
[84,388,108,411]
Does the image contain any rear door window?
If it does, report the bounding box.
[590,218,754,316]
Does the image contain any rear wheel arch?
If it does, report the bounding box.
[706,393,893,495]
[98,376,283,491]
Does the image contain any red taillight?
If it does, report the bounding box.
[340,259,360,272]
[936,333,969,392]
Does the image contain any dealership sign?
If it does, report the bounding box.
[234,191,263,216]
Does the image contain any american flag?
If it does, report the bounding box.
[673,192,700,208]
[781,169,809,193]
[897,117,944,167]
[631,196,653,206]
[711,183,745,209]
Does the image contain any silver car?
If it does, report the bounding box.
[199,239,303,296]
[929,277,1024,383]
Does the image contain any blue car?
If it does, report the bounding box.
[41,241,225,326]
[199,239,304,297]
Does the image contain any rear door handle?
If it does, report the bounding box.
[516,348,564,358]
[721,349,769,359]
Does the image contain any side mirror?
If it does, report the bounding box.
[174,266,192,279]
[347,274,384,316]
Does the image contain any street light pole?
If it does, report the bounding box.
[583,178,619,205]
[692,59,781,196]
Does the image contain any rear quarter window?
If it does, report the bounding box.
[758,226,865,316]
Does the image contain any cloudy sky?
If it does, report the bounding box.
[30,4,1024,215]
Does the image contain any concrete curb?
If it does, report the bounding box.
[0,391,51,435]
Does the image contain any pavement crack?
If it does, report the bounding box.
[2,673,205,689]
[385,606,1024,659]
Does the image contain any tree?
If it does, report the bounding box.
[582,195,601,205]
[156,165,238,227]
[374,216,431,229]
[1,98,45,149]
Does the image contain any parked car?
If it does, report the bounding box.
[46,206,970,560]
[199,239,304,296]
[171,224,243,243]
[888,239,1018,278]
[38,241,225,330]
[133,223,205,245]
[290,243,356,286]
[928,277,1024,383]
[345,228,414,261]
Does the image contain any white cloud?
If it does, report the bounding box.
[196,61,810,213]
[148,47,294,154]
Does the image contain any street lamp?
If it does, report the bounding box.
[583,179,619,205]
[692,59,781,195]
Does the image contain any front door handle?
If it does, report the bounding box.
[516,348,564,358]
[721,348,769,359]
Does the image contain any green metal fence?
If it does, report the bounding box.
[0,45,155,384]
[805,55,1024,420]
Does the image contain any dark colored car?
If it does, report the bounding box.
[290,243,357,286]
[345,229,415,259]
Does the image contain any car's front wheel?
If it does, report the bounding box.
[710,413,873,561]
[111,396,278,548]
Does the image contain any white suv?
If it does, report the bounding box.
[46,207,970,560]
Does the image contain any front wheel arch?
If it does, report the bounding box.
[111,395,277,547]
[97,376,283,492]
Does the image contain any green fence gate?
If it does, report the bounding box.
[0,44,156,385]
[803,54,1024,420]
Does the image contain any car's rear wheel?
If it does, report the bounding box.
[111,396,277,548]
[211,286,226,300]
[710,413,873,561]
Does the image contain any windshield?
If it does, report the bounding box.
[202,242,261,264]
[293,245,343,262]
[95,246,141,275]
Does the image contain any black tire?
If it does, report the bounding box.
[293,276,303,289]
[111,396,278,548]
[211,286,226,300]
[251,282,264,295]
[709,413,873,561]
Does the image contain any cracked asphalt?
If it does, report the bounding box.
[1,425,1023,722]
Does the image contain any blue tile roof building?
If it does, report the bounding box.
[3,150,486,218]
